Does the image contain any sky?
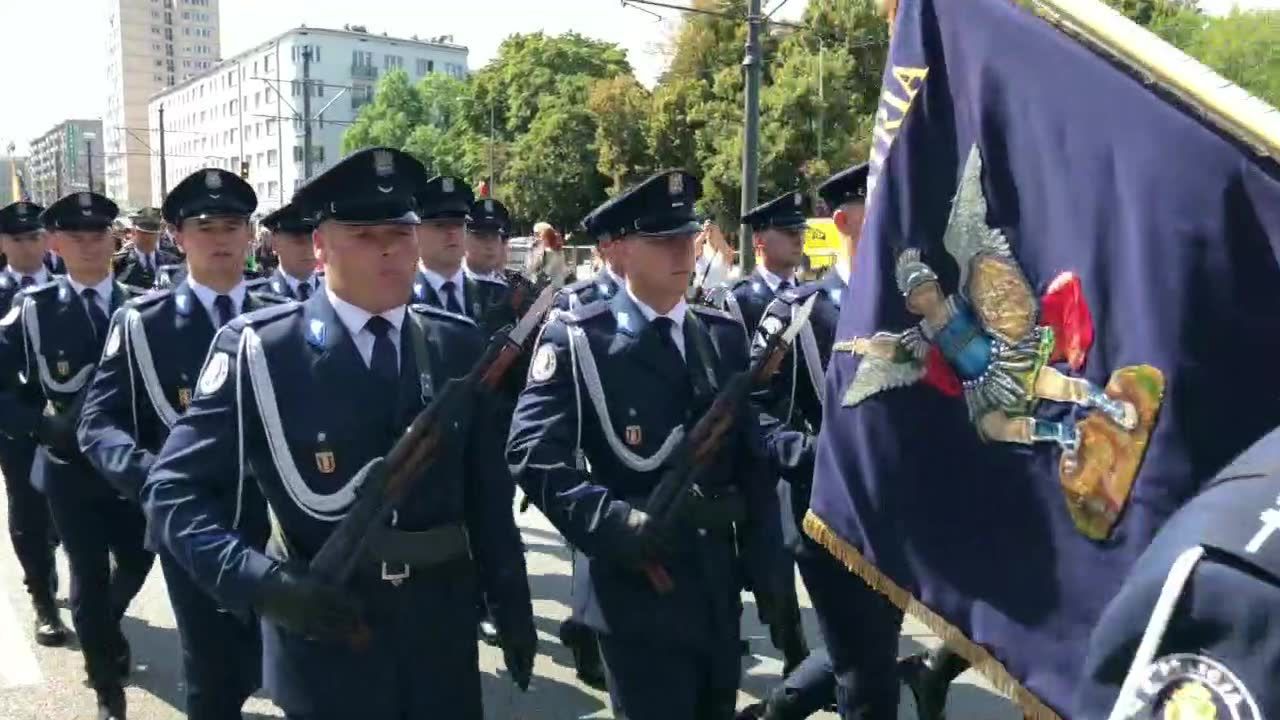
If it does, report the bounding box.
[0,0,1275,155]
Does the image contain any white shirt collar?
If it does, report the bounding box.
[66,273,115,303]
[418,262,465,296]
[756,266,795,293]
[325,284,404,345]
[186,276,248,320]
[625,284,688,358]
[6,266,49,285]
[280,269,316,293]
[604,265,624,287]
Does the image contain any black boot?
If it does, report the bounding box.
[559,619,607,691]
[32,599,67,647]
[95,685,126,720]
[899,647,969,720]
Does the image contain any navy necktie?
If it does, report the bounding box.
[365,316,399,385]
[650,316,684,363]
[19,276,34,289]
[214,294,235,328]
[82,289,109,339]
[777,279,792,293]
[296,281,312,301]
[440,281,463,315]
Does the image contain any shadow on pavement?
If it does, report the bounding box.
[120,615,184,711]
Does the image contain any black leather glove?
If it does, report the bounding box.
[500,620,537,691]
[254,564,361,643]
[36,412,79,457]
[616,507,672,569]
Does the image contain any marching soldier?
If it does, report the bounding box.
[508,169,789,719]
[714,192,808,340]
[261,203,322,300]
[410,175,506,325]
[747,164,903,720]
[144,147,536,720]
[111,208,180,289]
[462,197,536,330]
[0,192,154,720]
[0,201,66,647]
[78,169,284,720]
[552,199,628,312]
[1074,424,1280,719]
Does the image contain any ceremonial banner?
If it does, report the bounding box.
[804,0,1280,715]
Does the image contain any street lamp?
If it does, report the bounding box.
[83,132,97,193]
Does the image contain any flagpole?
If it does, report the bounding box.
[1034,0,1280,161]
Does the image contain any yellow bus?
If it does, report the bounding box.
[803,218,841,278]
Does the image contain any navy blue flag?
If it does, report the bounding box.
[804,0,1280,716]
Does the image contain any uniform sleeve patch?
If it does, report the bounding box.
[197,352,231,397]
[529,343,558,383]
[1137,653,1260,720]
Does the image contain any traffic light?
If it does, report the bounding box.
[240,161,250,180]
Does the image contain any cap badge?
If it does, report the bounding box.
[485,200,494,213]
[78,193,92,208]
[373,149,394,178]
[442,177,455,194]
[205,170,223,190]
[668,173,684,196]
[794,192,802,207]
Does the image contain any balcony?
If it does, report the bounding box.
[350,64,378,81]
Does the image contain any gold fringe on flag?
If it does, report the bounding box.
[802,510,1063,720]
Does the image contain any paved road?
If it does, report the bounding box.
[0,486,1021,719]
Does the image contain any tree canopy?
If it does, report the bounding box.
[342,0,1280,235]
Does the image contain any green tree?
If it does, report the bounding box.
[1193,10,1280,107]
[503,100,606,232]
[340,69,424,154]
[588,76,654,191]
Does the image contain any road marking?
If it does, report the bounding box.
[0,580,43,689]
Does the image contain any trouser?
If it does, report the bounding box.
[764,648,838,719]
[796,544,901,720]
[599,633,740,720]
[0,440,57,606]
[46,489,154,689]
[159,550,261,720]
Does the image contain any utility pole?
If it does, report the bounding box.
[738,0,763,272]
[158,104,168,198]
[84,132,96,193]
[302,46,314,181]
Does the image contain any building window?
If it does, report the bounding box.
[229,99,237,113]
[385,54,403,70]
[254,92,260,108]
[267,150,278,167]
[292,146,303,162]
[268,181,279,198]
[314,146,325,164]
[416,58,429,75]
[263,55,272,73]
[266,119,275,136]
[266,88,274,103]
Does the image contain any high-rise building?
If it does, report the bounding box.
[148,26,468,211]
[27,120,106,206]
[105,0,222,209]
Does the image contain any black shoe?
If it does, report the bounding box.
[899,653,949,720]
[32,602,67,647]
[95,686,126,720]
[478,618,501,647]
[559,621,607,691]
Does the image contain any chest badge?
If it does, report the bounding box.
[625,425,643,447]
[315,433,336,474]
[177,388,192,409]
[56,353,70,378]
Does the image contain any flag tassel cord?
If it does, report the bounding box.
[801,510,1063,720]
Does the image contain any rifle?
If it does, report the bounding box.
[640,294,818,593]
[307,282,561,592]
